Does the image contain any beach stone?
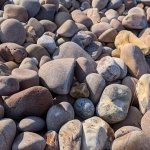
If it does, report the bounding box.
[74,98,95,119]
[92,0,109,10]
[5,86,53,119]
[4,61,18,72]
[46,102,74,132]
[105,9,119,20]
[40,0,59,10]
[82,116,114,150]
[3,4,28,22]
[91,22,112,37]
[39,58,75,94]
[59,119,82,150]
[0,105,4,119]
[96,56,121,82]
[75,57,96,82]
[112,106,142,131]
[0,76,19,96]
[71,9,92,28]
[96,84,132,124]
[128,7,145,15]
[102,46,113,55]
[120,43,149,78]
[136,74,150,114]
[0,118,16,150]
[18,116,45,132]
[70,82,89,98]
[37,35,56,55]
[108,0,122,9]
[85,41,103,60]
[12,132,46,150]
[44,131,59,150]
[123,0,137,8]
[59,0,74,8]
[80,1,91,10]
[138,0,150,5]
[86,73,106,105]
[20,0,40,17]
[76,23,88,31]
[57,20,79,38]
[40,20,57,32]
[36,4,56,21]
[0,19,26,45]
[12,68,39,90]
[0,64,11,76]
[39,56,51,67]
[110,19,124,32]
[26,44,50,63]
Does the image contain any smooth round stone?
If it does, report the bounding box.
[82,116,114,150]
[39,55,51,67]
[110,19,124,32]
[128,7,145,15]
[37,35,56,55]
[108,0,122,9]
[92,0,109,10]
[12,68,39,90]
[0,64,11,76]
[120,43,149,79]
[5,61,19,71]
[57,20,79,38]
[0,76,19,96]
[81,1,91,10]
[18,116,45,132]
[96,56,121,82]
[46,102,74,132]
[3,4,28,22]
[105,9,119,20]
[40,20,57,32]
[59,120,82,150]
[74,98,95,119]
[86,73,106,105]
[12,132,46,150]
[137,0,150,5]
[123,0,137,8]
[96,84,132,124]
[0,105,4,119]
[0,19,26,45]
[5,86,53,119]
[20,0,40,17]
[0,118,16,150]
[76,23,88,31]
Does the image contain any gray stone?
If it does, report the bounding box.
[92,0,109,10]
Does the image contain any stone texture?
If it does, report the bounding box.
[0,105,4,119]
[92,0,109,10]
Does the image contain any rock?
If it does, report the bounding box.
[136,74,150,114]
[82,116,114,150]
[0,0,7,8]
[59,119,82,150]
[92,0,109,10]
[3,4,28,22]
[0,105,4,119]
[0,76,19,96]
[96,84,132,124]
[110,19,124,32]
[71,9,93,28]
[74,98,95,119]
[86,73,106,105]
[80,1,91,10]
[44,131,59,150]
[20,0,41,17]
[4,86,53,119]
[112,106,142,131]
[128,7,145,15]
[5,61,19,71]
[39,56,51,67]
[57,20,79,38]
[120,43,149,78]
[108,0,123,9]
[70,82,89,98]
[39,58,75,94]
[0,64,11,76]
[37,35,56,55]
[105,9,119,20]
[96,56,121,82]
[12,68,39,90]
[0,118,16,150]
[46,102,74,132]
[138,0,150,5]
[40,20,57,32]
[12,132,46,150]
[0,19,26,45]
[39,0,59,10]
[123,0,137,8]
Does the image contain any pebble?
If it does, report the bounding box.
[92,0,109,10]
[108,0,123,9]
[0,105,4,119]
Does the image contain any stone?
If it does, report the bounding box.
[128,7,145,15]
[46,102,74,132]
[0,0,7,8]
[18,116,45,132]
[74,98,95,119]
[70,82,90,98]
[39,58,75,94]
[39,56,51,67]
[0,19,26,45]
[136,74,150,114]
[96,56,121,82]
[12,132,46,150]
[120,43,149,78]
[108,0,123,9]
[0,118,16,150]
[4,86,53,119]
[20,0,41,17]
[110,19,124,32]
[92,0,109,10]
[39,0,59,10]
[76,23,88,31]
[57,20,79,38]
[12,68,39,90]
[96,84,132,124]
[123,0,137,8]
[0,64,11,76]
[59,119,82,150]
[138,0,150,5]
[37,35,56,55]
[82,116,114,150]
[81,1,91,10]
[4,61,19,71]
[40,20,57,32]
[3,4,28,22]
[0,76,19,96]
[86,73,106,105]
[0,105,4,119]
[105,9,119,20]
